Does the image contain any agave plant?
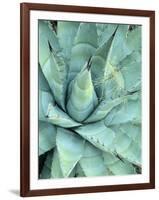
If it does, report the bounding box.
[38,20,141,179]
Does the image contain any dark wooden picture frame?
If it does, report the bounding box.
[20,2,155,197]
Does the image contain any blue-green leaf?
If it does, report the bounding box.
[91,32,116,98]
[79,142,108,176]
[98,26,129,100]
[102,26,141,100]
[68,23,98,81]
[105,92,141,126]
[39,64,50,92]
[121,141,141,166]
[103,152,136,175]
[56,128,85,177]
[39,90,54,122]
[46,103,81,128]
[46,104,81,128]
[41,51,67,110]
[84,95,129,123]
[39,20,61,67]
[112,129,141,166]
[110,123,141,143]
[74,121,115,152]
[96,23,118,46]
[39,64,54,121]
[67,65,98,122]
[51,148,64,178]
[106,25,131,66]
[127,26,141,52]
[118,51,141,92]
[57,21,79,62]
[39,121,56,156]
[110,123,141,166]
[116,135,141,166]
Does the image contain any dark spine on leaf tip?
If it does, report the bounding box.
[87,56,92,71]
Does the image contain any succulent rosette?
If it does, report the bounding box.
[38,20,141,179]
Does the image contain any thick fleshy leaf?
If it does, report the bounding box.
[135,129,141,146]
[96,23,118,46]
[74,121,115,152]
[84,95,129,123]
[103,75,125,101]
[40,150,53,179]
[110,121,141,166]
[113,131,141,166]
[39,90,54,121]
[46,103,81,128]
[79,142,108,176]
[68,23,98,81]
[57,21,79,62]
[39,121,56,155]
[96,25,130,102]
[39,64,50,92]
[39,20,61,67]
[51,148,77,178]
[67,65,98,122]
[51,149,77,178]
[91,31,116,98]
[103,62,125,100]
[103,60,125,101]
[56,128,85,177]
[39,64,54,121]
[102,25,141,100]
[110,123,141,143]
[99,25,132,100]
[106,25,131,66]
[103,152,136,175]
[121,141,141,166]
[105,92,141,126]
[127,26,141,52]
[118,51,141,92]
[51,148,63,178]
[39,21,67,110]
[41,51,67,110]
[114,133,131,154]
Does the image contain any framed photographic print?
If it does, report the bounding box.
[20,3,155,197]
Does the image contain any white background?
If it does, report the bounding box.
[0,0,158,199]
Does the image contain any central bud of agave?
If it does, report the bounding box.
[39,20,141,179]
[67,59,98,122]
